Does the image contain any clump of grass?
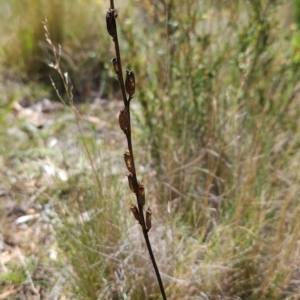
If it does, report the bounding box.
[117,0,300,298]
[43,21,126,299]
[45,1,300,299]
[44,11,168,298]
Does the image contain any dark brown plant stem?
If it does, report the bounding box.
[113,38,127,103]
[106,2,167,299]
[110,0,114,9]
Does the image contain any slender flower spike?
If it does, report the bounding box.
[111,58,119,75]
[106,4,167,299]
[138,183,145,207]
[106,9,117,38]
[127,173,136,193]
[146,206,152,231]
[130,204,141,223]
[125,70,135,97]
[119,107,129,133]
[124,150,134,174]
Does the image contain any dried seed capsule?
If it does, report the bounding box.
[124,150,134,174]
[106,9,117,38]
[111,58,119,75]
[125,70,135,97]
[119,107,129,133]
[130,204,140,223]
[146,206,152,231]
[138,183,145,207]
[127,173,136,193]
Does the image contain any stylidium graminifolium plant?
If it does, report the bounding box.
[106,1,167,299]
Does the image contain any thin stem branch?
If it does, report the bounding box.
[110,0,114,9]
[107,1,167,299]
[113,33,127,104]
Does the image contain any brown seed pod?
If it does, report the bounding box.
[111,58,119,75]
[119,107,129,133]
[146,206,152,231]
[124,150,134,174]
[127,173,136,193]
[106,9,117,38]
[125,70,135,97]
[130,204,140,223]
[138,183,145,207]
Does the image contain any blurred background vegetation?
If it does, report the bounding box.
[1,0,300,299]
